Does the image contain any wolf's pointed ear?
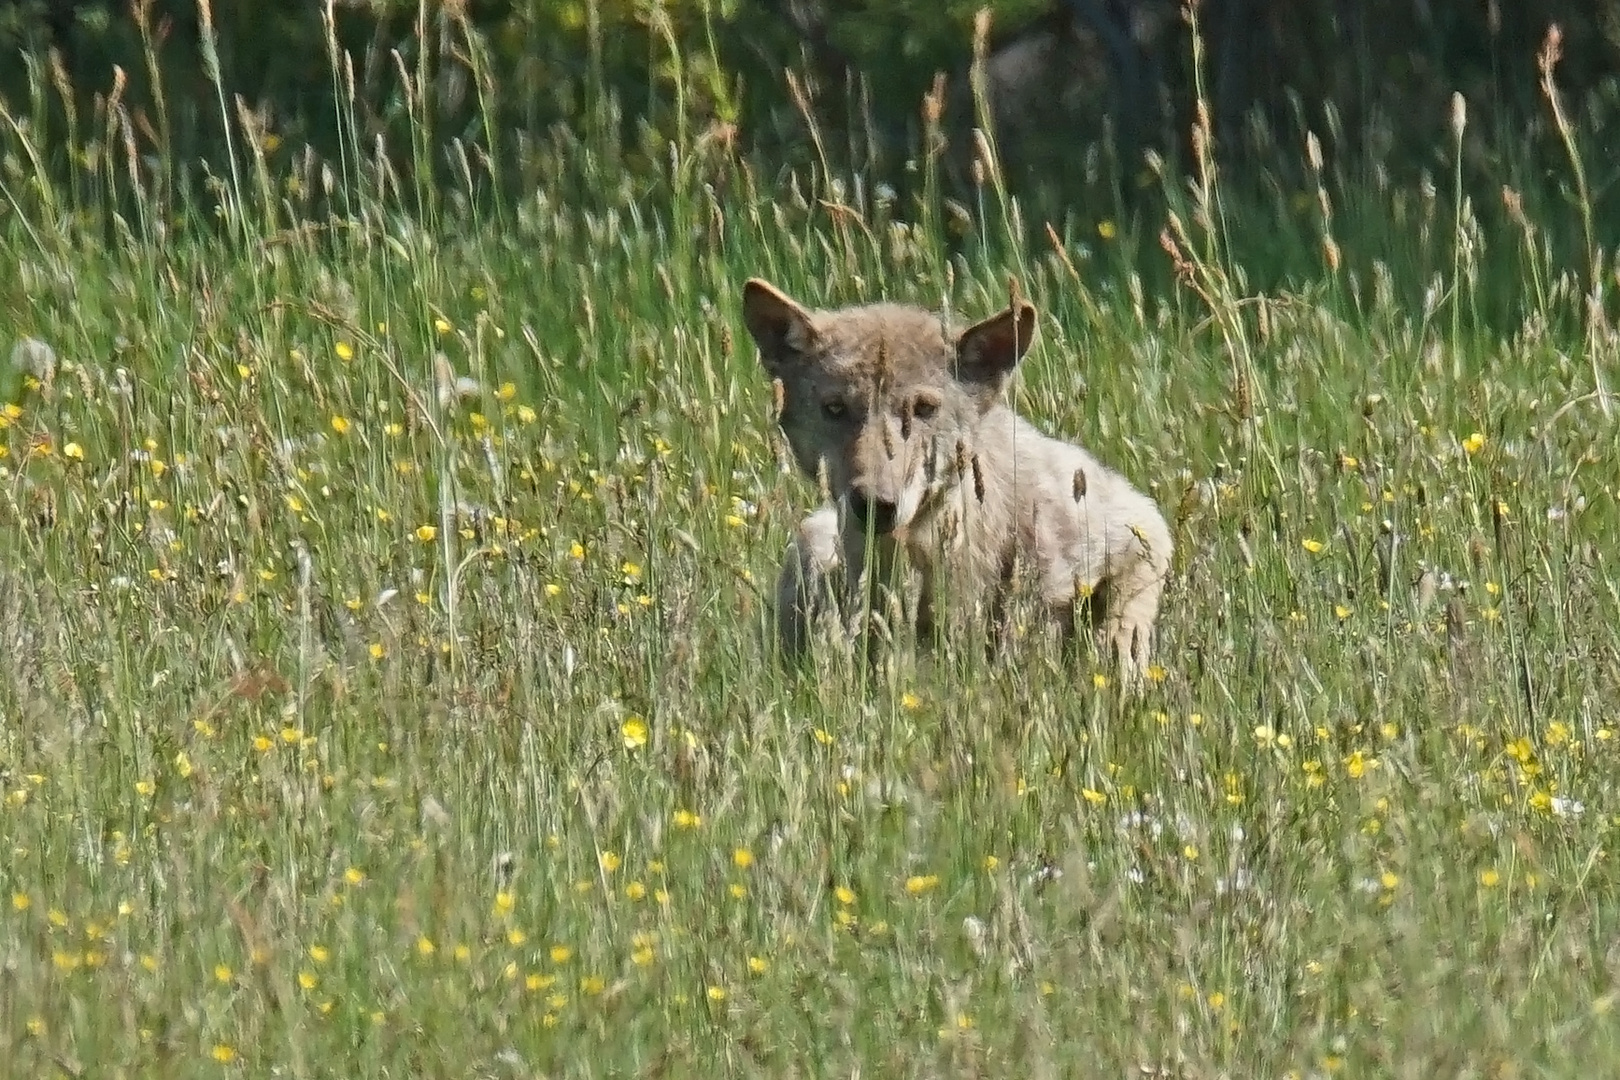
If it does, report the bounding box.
[742,278,818,375]
[956,301,1037,399]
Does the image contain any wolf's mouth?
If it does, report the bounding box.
[848,494,899,536]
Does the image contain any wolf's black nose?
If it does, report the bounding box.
[850,494,898,535]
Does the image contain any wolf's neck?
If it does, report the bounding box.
[954,405,1021,529]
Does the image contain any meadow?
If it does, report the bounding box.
[3,29,1620,1079]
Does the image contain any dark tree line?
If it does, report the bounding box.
[1,0,1615,199]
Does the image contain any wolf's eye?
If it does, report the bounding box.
[912,398,939,421]
[822,399,847,419]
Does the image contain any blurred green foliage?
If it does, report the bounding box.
[2,0,1619,210]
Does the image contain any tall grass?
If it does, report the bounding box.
[2,9,1619,1077]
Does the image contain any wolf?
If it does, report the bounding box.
[743,278,1172,682]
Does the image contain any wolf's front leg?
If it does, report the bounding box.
[914,563,940,648]
[838,508,905,662]
[775,506,843,664]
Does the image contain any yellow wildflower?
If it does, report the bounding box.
[905,875,940,896]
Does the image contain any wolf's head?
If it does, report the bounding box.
[743,278,1037,536]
